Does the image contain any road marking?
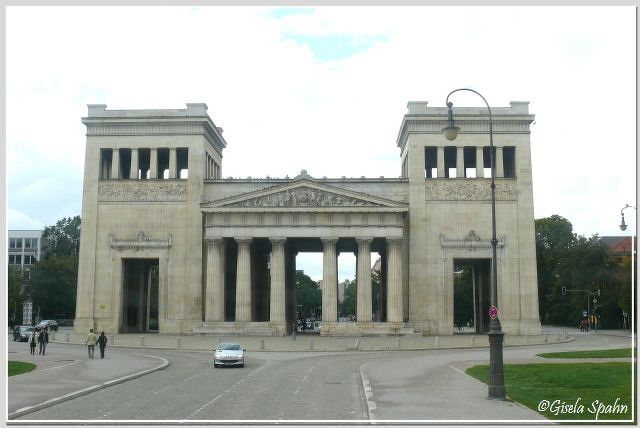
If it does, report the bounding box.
[186,362,269,420]
[22,361,80,374]
[294,387,301,395]
[359,368,377,419]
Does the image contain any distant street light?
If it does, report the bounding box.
[443,88,505,400]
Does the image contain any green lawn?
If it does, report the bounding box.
[466,363,634,421]
[538,348,632,359]
[8,361,37,376]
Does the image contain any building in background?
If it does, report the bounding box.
[8,230,44,325]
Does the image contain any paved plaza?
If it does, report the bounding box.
[6,327,634,422]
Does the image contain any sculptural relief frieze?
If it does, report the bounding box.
[425,181,516,201]
[224,187,381,208]
[98,182,188,202]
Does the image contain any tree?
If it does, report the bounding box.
[29,215,81,320]
[30,256,78,319]
[341,281,356,318]
[8,267,24,327]
[536,215,622,327]
[295,271,321,319]
[41,216,81,259]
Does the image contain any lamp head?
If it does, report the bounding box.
[620,213,628,231]
[442,101,460,141]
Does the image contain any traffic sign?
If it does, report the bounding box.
[489,306,498,320]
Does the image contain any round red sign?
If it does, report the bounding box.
[489,306,498,320]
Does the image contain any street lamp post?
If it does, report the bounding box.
[619,204,635,331]
[443,88,505,400]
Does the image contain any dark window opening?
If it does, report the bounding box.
[463,147,476,178]
[483,146,492,177]
[138,149,151,179]
[503,146,516,178]
[100,148,113,179]
[119,149,131,179]
[157,148,170,179]
[444,146,456,178]
[425,147,437,178]
[177,148,189,179]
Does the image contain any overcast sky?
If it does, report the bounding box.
[5,6,637,281]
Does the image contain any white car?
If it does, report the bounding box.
[213,342,245,368]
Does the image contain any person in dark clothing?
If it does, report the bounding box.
[38,327,49,355]
[29,330,37,355]
[97,331,108,359]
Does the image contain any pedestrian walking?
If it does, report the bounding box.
[28,330,37,355]
[86,329,98,359]
[97,331,108,359]
[38,327,49,355]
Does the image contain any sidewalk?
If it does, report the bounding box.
[7,342,168,419]
[47,329,573,352]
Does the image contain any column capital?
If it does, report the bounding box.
[386,238,403,246]
[205,237,225,245]
[321,237,339,245]
[269,238,287,245]
[235,237,253,245]
[356,237,374,245]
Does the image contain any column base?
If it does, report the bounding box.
[320,322,413,336]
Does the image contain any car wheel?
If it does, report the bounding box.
[214,363,219,368]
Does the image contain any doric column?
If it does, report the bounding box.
[205,238,225,322]
[386,239,403,323]
[456,146,464,178]
[476,146,484,178]
[149,148,158,179]
[356,238,373,323]
[495,147,504,178]
[235,238,252,322]
[437,146,445,178]
[321,238,338,322]
[169,148,177,179]
[110,149,120,179]
[269,238,287,323]
[130,148,139,179]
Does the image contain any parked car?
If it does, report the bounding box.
[13,325,35,342]
[213,342,245,368]
[36,320,59,332]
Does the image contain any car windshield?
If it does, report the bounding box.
[218,344,241,351]
[21,327,34,332]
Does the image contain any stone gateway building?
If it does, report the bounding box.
[74,101,541,337]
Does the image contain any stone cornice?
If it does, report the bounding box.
[82,104,227,155]
[397,118,534,151]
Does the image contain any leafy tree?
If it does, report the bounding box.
[295,271,321,319]
[30,256,78,320]
[8,267,24,327]
[41,216,81,259]
[536,215,622,328]
[341,281,356,318]
[29,215,81,320]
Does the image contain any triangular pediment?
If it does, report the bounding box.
[202,179,406,210]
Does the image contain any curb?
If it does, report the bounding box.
[8,354,170,420]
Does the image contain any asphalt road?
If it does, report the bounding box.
[9,329,634,422]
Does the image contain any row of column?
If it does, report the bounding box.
[205,153,221,179]
[204,237,404,324]
[434,146,504,178]
[109,148,180,179]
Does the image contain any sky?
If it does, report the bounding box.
[5,5,637,281]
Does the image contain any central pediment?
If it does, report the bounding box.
[202,179,406,210]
